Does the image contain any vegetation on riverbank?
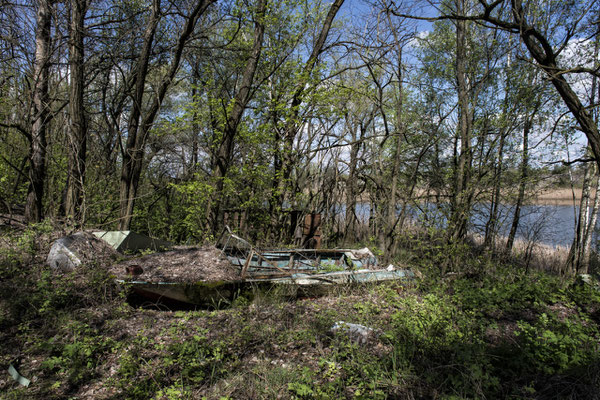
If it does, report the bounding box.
[2,223,599,399]
[4,0,600,277]
[3,0,600,395]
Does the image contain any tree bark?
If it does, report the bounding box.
[385,17,405,255]
[484,120,506,250]
[26,0,52,223]
[582,170,600,273]
[581,23,600,274]
[344,118,359,243]
[448,0,473,243]
[506,116,530,253]
[567,162,592,272]
[64,0,88,223]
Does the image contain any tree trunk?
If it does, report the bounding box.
[582,170,600,273]
[581,23,600,274]
[26,0,52,223]
[506,117,530,253]
[565,16,600,273]
[190,70,200,174]
[344,120,359,243]
[567,163,592,273]
[210,0,266,232]
[64,0,88,223]
[580,21,600,274]
[275,0,345,212]
[448,2,472,243]
[484,121,506,250]
[385,23,404,255]
[485,58,513,250]
[118,0,161,230]
[119,0,215,230]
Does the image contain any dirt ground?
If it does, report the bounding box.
[69,231,121,265]
[109,246,241,282]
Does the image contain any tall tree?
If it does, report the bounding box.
[209,0,267,232]
[274,0,345,213]
[26,0,53,222]
[567,13,600,273]
[447,0,474,242]
[118,0,216,230]
[412,0,600,174]
[64,0,88,223]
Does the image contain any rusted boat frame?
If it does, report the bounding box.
[117,231,414,306]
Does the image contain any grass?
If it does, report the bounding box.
[1,223,600,399]
[468,233,571,274]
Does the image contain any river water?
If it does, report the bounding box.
[471,204,589,248]
[351,203,593,248]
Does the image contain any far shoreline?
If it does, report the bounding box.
[531,187,598,206]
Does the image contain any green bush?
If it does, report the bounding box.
[515,312,599,375]
[385,294,498,397]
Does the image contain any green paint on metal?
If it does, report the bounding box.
[93,231,172,253]
[117,268,415,306]
[8,364,30,387]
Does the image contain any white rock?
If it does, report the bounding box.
[47,236,82,271]
[331,321,374,344]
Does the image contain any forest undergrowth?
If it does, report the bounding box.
[1,222,599,399]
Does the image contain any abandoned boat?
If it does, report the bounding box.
[116,246,415,306]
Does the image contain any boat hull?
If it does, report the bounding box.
[118,269,415,306]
